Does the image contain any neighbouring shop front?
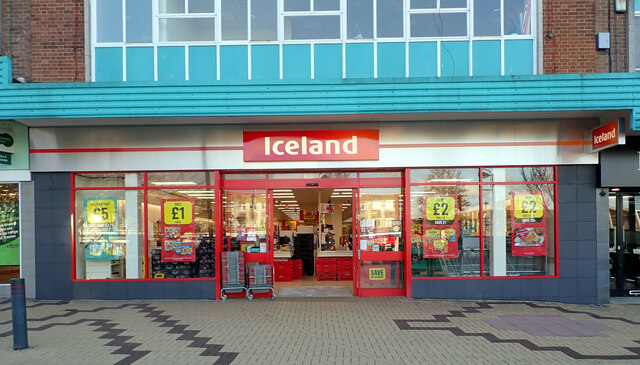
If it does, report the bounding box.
[600,136,640,297]
[28,118,610,303]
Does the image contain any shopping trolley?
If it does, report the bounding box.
[246,264,276,301]
[220,251,247,300]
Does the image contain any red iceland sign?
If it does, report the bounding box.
[243,130,379,161]
[591,121,620,152]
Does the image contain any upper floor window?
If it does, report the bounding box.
[93,0,534,44]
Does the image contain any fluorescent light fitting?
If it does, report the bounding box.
[280,200,298,203]
[178,190,214,194]
[273,189,292,192]
[151,181,197,186]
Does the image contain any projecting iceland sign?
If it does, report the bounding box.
[243,130,379,162]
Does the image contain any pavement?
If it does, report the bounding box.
[1,297,640,364]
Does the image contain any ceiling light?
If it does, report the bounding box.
[273,189,292,192]
[280,200,298,203]
[151,181,197,186]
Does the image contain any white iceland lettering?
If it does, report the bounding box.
[264,135,359,156]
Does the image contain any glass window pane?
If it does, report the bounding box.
[97,0,123,42]
[251,0,277,41]
[126,0,152,43]
[483,184,555,277]
[159,0,185,13]
[315,0,340,11]
[223,190,267,252]
[359,172,401,178]
[377,0,403,38]
[441,0,467,8]
[410,168,479,183]
[75,190,144,279]
[359,188,404,252]
[411,0,436,8]
[411,13,467,37]
[284,0,310,11]
[284,16,341,40]
[504,0,532,35]
[147,172,215,186]
[347,0,373,39]
[159,18,215,41]
[75,173,144,188]
[189,0,214,13]
[0,184,20,284]
[474,0,500,36]
[411,185,480,277]
[482,167,554,183]
[147,189,215,278]
[360,261,404,288]
[222,0,248,40]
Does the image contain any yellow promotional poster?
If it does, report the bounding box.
[369,267,386,281]
[426,196,456,222]
[163,200,193,225]
[514,194,544,221]
[86,199,116,224]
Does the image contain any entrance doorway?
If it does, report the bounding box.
[220,171,407,298]
[610,192,640,297]
[272,188,354,296]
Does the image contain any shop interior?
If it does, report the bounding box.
[270,188,354,295]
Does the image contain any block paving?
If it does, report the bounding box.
[1,297,640,364]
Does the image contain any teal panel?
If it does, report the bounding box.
[377,43,405,78]
[441,42,469,77]
[157,46,185,81]
[283,44,311,80]
[95,48,123,82]
[189,46,216,81]
[252,45,280,81]
[636,2,640,12]
[126,47,154,81]
[409,42,437,77]
[220,46,248,81]
[314,44,342,80]
[472,41,501,76]
[0,57,11,85]
[505,40,534,75]
[346,43,374,78]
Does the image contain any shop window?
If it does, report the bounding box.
[359,261,404,289]
[483,176,555,276]
[223,173,266,180]
[223,190,267,252]
[74,189,145,279]
[0,184,20,284]
[359,188,404,252]
[147,188,215,279]
[410,166,556,278]
[359,171,401,178]
[268,172,358,179]
[411,183,481,277]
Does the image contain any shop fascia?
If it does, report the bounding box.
[264,135,358,156]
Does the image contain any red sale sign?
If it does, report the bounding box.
[243,130,379,161]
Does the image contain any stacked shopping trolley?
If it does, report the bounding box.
[220,251,248,300]
[246,264,276,301]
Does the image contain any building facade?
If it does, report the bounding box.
[0,0,639,304]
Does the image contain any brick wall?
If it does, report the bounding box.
[1,0,32,81]
[1,0,84,82]
[543,0,628,74]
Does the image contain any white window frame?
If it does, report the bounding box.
[90,0,537,81]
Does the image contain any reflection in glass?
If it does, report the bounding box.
[126,0,152,42]
[222,0,248,40]
[474,0,500,36]
[284,0,309,11]
[284,16,341,40]
[315,0,340,11]
[251,0,277,41]
[347,0,373,39]
[411,13,467,37]
[189,0,215,12]
[159,18,215,42]
[411,168,479,184]
[75,173,144,188]
[359,188,403,252]
[97,0,123,42]
[482,167,554,183]
[159,0,185,13]
[504,0,531,35]
[377,0,403,38]
[148,172,214,187]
